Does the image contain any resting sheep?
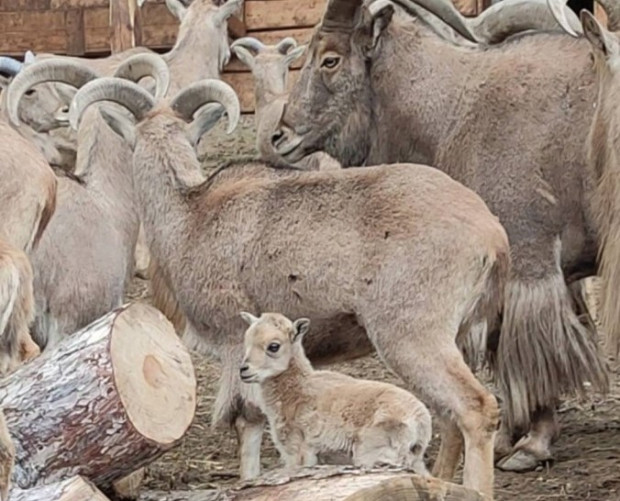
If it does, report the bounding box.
[240,312,431,474]
[69,76,509,497]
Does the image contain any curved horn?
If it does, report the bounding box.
[6,58,99,126]
[215,0,244,24]
[387,0,480,43]
[231,37,266,54]
[323,0,362,29]
[470,0,582,43]
[276,37,299,55]
[0,57,22,76]
[69,77,155,131]
[170,79,240,134]
[546,0,582,37]
[113,52,170,99]
[595,0,620,32]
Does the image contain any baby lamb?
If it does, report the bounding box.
[240,312,431,475]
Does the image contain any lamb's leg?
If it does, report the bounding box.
[367,337,497,500]
[235,415,264,480]
[432,417,463,480]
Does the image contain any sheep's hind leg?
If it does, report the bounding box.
[365,335,497,500]
[433,417,463,480]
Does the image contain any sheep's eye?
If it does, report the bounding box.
[321,56,341,70]
[267,342,280,353]
[24,89,36,97]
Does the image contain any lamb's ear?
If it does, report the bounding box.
[99,108,137,150]
[292,318,310,343]
[240,311,260,326]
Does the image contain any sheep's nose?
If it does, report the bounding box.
[240,364,250,376]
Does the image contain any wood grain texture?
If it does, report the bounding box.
[11,476,110,501]
[138,467,484,501]
[0,302,196,491]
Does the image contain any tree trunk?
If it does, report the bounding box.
[0,302,196,491]
[139,467,483,501]
[10,476,109,501]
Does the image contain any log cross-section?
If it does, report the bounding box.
[0,302,196,491]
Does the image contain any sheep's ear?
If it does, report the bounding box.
[165,0,187,21]
[240,311,260,326]
[187,103,225,148]
[581,10,618,58]
[24,50,36,65]
[232,46,256,70]
[359,2,394,56]
[292,318,310,343]
[284,45,307,67]
[99,108,137,150]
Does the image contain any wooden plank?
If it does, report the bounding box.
[245,0,326,30]
[51,0,108,8]
[0,11,66,30]
[84,4,175,29]
[110,0,141,53]
[0,31,68,55]
[65,9,86,55]
[0,0,50,11]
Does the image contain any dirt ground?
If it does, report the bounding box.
[130,116,620,501]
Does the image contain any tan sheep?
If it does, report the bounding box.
[240,312,431,475]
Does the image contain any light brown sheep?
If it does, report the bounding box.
[70,76,509,497]
[240,312,431,474]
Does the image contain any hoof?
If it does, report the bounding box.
[497,448,553,472]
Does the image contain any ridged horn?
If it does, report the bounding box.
[471,0,582,43]
[69,77,155,131]
[387,0,480,43]
[215,0,244,24]
[276,37,299,55]
[0,57,22,76]
[323,0,362,30]
[231,37,266,54]
[170,79,240,134]
[6,58,99,126]
[113,52,171,99]
[547,0,582,37]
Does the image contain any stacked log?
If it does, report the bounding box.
[0,302,196,496]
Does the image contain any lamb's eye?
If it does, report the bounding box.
[321,56,341,70]
[267,342,280,353]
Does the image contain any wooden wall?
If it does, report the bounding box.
[0,0,487,112]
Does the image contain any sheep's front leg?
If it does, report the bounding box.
[235,416,264,480]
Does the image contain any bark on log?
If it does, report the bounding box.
[10,475,109,501]
[0,302,196,491]
[139,466,484,501]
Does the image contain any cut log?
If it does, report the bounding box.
[0,302,196,491]
[10,476,109,501]
[138,466,484,501]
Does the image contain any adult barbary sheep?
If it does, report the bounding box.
[231,36,340,170]
[548,4,620,355]
[270,0,610,473]
[240,312,431,475]
[70,76,509,499]
[7,54,169,350]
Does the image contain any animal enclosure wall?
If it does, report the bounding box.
[1,0,494,112]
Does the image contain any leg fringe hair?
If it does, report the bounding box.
[496,273,609,432]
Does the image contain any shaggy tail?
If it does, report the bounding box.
[496,269,609,433]
[457,246,510,372]
[149,257,187,335]
[30,176,57,252]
